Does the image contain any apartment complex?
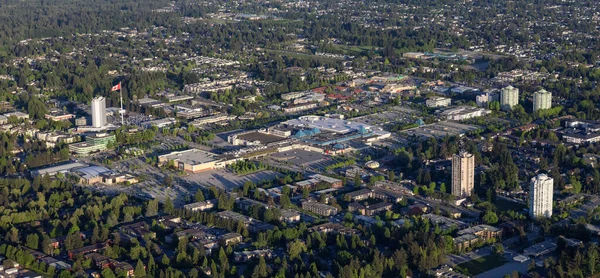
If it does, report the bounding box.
[530,174,554,218]
[533,89,552,111]
[301,200,338,216]
[500,85,519,111]
[451,151,475,198]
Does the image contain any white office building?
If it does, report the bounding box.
[91,97,107,128]
[500,85,519,111]
[533,89,552,111]
[529,174,553,218]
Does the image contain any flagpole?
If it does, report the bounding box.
[119,82,124,126]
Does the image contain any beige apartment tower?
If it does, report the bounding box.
[500,85,519,111]
[533,89,552,111]
[452,151,475,198]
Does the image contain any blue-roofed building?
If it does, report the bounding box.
[294,130,307,138]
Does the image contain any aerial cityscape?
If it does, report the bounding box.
[0,0,598,277]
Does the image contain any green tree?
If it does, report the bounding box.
[288,240,307,260]
[194,190,205,202]
[302,187,310,198]
[164,197,174,214]
[145,199,159,217]
[354,172,362,187]
[135,260,146,277]
[251,256,269,278]
[482,210,499,224]
[161,254,170,266]
[26,234,39,250]
[101,268,116,278]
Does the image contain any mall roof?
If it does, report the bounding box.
[284,115,373,134]
[74,166,111,179]
[30,162,89,177]
[159,149,220,166]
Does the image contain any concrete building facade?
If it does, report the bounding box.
[301,200,338,216]
[500,85,519,111]
[452,151,475,198]
[91,97,107,128]
[425,97,451,108]
[530,174,554,218]
[533,89,552,111]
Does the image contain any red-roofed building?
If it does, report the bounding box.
[312,87,327,93]
[326,94,352,101]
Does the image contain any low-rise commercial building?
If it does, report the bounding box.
[184,199,218,211]
[68,133,115,156]
[233,250,274,263]
[219,233,242,246]
[68,142,107,156]
[426,97,451,108]
[438,106,492,121]
[279,209,301,223]
[523,241,557,257]
[86,133,116,146]
[308,223,358,235]
[45,109,75,121]
[158,149,223,173]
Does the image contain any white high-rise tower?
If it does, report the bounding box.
[91,97,107,128]
[500,85,519,111]
[529,174,554,218]
[533,89,552,112]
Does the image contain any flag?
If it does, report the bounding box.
[111,82,121,92]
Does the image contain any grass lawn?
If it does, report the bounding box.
[263,49,341,61]
[454,254,508,276]
[495,197,526,212]
[325,44,381,55]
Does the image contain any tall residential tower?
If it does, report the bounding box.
[91,97,107,128]
[452,151,475,198]
[533,89,552,111]
[500,85,519,111]
[529,174,554,218]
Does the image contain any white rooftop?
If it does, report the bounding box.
[159,149,220,165]
[284,115,383,135]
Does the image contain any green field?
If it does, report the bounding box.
[326,44,380,55]
[454,254,508,276]
[263,49,341,61]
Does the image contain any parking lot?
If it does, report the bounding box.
[402,121,481,139]
[269,149,343,172]
[182,169,282,190]
[352,106,423,129]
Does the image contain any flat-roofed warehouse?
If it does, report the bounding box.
[158,149,224,173]
[230,131,287,146]
[30,162,89,177]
